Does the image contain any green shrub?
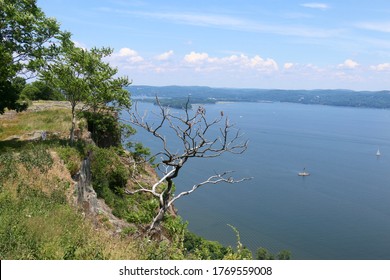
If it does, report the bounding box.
[256,247,275,260]
[56,146,82,177]
[21,81,65,101]
[121,226,137,237]
[90,147,129,196]
[256,247,292,260]
[127,142,151,162]
[124,195,158,224]
[15,99,30,112]
[90,147,133,219]
[183,231,229,260]
[277,250,292,260]
[222,225,253,260]
[82,112,122,148]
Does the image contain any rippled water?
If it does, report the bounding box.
[127,101,390,259]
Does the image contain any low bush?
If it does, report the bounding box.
[82,111,122,148]
[56,146,82,177]
[0,145,139,260]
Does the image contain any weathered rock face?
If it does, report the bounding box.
[4,130,48,141]
[76,154,96,210]
[75,153,130,233]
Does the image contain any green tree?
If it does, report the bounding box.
[256,247,292,260]
[19,84,40,100]
[0,0,68,113]
[0,77,28,113]
[41,44,131,143]
[277,250,292,260]
[256,247,275,260]
[21,80,64,101]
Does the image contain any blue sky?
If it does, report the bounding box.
[38,0,390,90]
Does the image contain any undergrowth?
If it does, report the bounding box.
[0,144,138,259]
[0,106,291,260]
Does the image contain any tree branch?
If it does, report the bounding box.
[123,96,250,233]
[168,171,253,208]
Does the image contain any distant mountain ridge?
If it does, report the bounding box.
[128,85,390,109]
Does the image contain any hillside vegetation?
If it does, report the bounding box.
[131,85,390,109]
[0,102,265,260]
[0,1,289,260]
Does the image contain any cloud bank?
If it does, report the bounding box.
[105,48,390,90]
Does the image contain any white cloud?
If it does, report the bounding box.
[105,48,149,76]
[156,50,174,61]
[104,48,388,90]
[249,55,279,70]
[184,52,212,63]
[110,48,144,63]
[338,59,359,69]
[119,48,143,62]
[282,63,324,74]
[284,62,294,70]
[300,3,330,10]
[183,52,278,72]
[118,48,136,57]
[356,22,390,33]
[370,63,390,71]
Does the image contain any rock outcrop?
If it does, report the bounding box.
[74,153,131,234]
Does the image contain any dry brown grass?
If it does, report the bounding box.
[0,108,72,140]
[0,145,141,259]
[0,102,169,260]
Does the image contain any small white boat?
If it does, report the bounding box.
[298,168,310,176]
[376,149,381,156]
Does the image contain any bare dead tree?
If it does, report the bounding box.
[123,97,250,233]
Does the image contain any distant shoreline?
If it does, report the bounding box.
[129,85,390,110]
[215,101,236,104]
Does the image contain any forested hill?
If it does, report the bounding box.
[129,85,390,109]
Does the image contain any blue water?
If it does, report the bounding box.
[127,101,390,259]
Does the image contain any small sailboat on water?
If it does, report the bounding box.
[376,149,381,157]
[298,167,310,176]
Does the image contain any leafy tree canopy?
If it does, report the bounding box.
[42,44,131,111]
[20,80,64,101]
[41,43,131,142]
[0,0,69,113]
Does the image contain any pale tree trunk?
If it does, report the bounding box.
[148,177,174,232]
[149,208,166,233]
[126,98,250,235]
[70,103,76,144]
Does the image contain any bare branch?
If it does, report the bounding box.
[168,172,253,207]
[123,96,250,233]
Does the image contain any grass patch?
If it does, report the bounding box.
[55,146,83,177]
[0,103,263,260]
[0,146,139,259]
[0,108,72,140]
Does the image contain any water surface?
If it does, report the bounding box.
[128,102,390,259]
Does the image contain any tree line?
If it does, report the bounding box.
[0,0,131,143]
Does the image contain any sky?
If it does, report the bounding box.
[37,0,390,90]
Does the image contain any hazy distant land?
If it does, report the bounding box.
[129,85,390,109]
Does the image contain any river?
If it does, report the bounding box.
[126,101,390,259]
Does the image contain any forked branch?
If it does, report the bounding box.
[124,97,250,233]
